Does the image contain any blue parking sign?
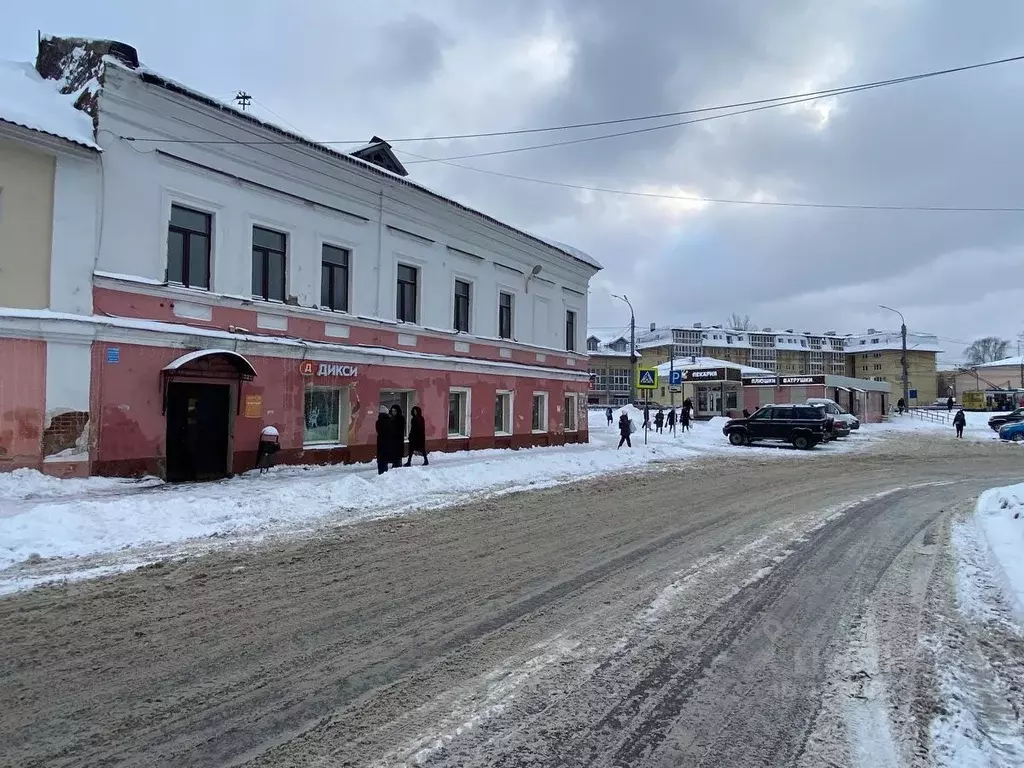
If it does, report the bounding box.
[669,370,682,386]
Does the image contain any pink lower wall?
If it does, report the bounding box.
[0,338,46,469]
[89,341,589,477]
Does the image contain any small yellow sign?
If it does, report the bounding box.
[243,394,264,418]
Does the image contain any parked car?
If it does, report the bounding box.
[988,408,1024,432]
[998,421,1024,442]
[722,404,832,449]
[807,398,860,432]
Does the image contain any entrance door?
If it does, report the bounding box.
[697,386,722,416]
[166,382,231,482]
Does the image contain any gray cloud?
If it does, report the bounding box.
[2,0,1022,363]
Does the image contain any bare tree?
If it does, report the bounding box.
[963,337,1010,365]
[728,313,754,331]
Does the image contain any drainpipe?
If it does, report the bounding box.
[375,189,384,317]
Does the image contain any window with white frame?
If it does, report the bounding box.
[321,244,350,312]
[448,388,470,437]
[396,264,418,323]
[252,226,287,301]
[498,291,514,339]
[453,279,471,333]
[303,387,349,446]
[167,204,212,289]
[565,310,577,352]
[563,394,578,431]
[532,392,548,432]
[495,391,512,434]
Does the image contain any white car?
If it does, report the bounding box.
[806,398,860,430]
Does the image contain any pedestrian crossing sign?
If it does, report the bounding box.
[637,368,658,389]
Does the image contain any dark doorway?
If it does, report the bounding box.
[166,382,231,482]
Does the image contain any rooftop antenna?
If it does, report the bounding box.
[235,91,252,111]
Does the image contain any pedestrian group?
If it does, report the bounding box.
[376,404,428,474]
[617,400,693,449]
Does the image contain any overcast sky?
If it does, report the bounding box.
[4,1,1023,365]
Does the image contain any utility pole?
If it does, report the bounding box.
[235,91,252,111]
[1018,335,1023,389]
[880,305,910,408]
[669,343,676,410]
[613,294,637,404]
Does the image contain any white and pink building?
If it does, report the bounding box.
[0,37,599,480]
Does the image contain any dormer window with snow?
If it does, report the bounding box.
[348,136,409,177]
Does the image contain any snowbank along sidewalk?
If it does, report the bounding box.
[0,408,904,591]
[972,482,1024,620]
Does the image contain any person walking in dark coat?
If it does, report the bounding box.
[681,404,692,432]
[617,411,632,448]
[605,406,613,426]
[654,408,665,433]
[947,396,954,412]
[389,405,406,469]
[405,405,428,466]
[953,408,966,438]
[642,404,651,431]
[375,406,392,475]
[667,407,677,435]
[897,397,906,415]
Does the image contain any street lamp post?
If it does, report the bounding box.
[879,305,910,409]
[612,294,636,404]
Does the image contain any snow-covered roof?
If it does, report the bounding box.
[0,59,98,149]
[654,356,772,377]
[968,355,1024,370]
[162,348,257,377]
[98,55,599,272]
[844,331,944,353]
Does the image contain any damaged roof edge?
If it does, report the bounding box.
[109,60,600,272]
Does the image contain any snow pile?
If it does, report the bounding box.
[974,484,1024,619]
[0,467,160,502]
[0,409,851,576]
[0,59,98,148]
[873,410,1002,442]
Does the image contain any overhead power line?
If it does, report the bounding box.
[396,149,1024,212]
[122,53,1024,148]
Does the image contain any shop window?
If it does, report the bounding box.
[726,390,738,410]
[564,394,578,431]
[396,264,418,323]
[167,204,211,289]
[495,391,512,434]
[252,226,287,301]
[453,279,471,333]
[499,291,514,339]
[379,390,414,438]
[321,244,350,312]
[448,388,470,437]
[532,392,548,432]
[303,387,348,446]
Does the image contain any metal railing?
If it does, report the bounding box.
[905,407,952,424]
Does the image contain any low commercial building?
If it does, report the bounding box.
[741,374,891,423]
[945,357,1024,410]
[586,335,638,407]
[0,37,600,479]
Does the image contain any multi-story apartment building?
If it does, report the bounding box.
[845,330,944,405]
[0,36,600,480]
[636,324,936,403]
[586,335,637,406]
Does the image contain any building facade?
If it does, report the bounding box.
[0,37,599,479]
[0,59,101,475]
[585,335,637,406]
[635,323,937,405]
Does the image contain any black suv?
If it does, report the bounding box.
[722,404,831,449]
[989,408,1024,432]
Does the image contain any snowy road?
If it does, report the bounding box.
[1,435,1022,767]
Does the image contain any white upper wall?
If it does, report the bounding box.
[92,64,598,352]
